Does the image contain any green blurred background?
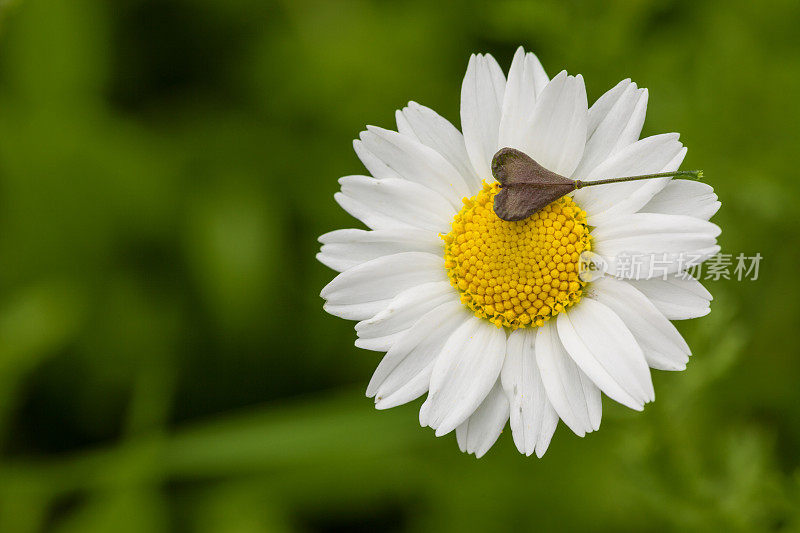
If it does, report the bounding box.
[0,0,798,531]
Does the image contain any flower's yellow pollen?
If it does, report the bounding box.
[442,182,592,329]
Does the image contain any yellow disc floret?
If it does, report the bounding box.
[442,182,592,329]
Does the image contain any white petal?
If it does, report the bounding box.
[323,300,392,322]
[353,139,402,180]
[359,126,472,207]
[460,53,506,181]
[627,274,712,320]
[597,249,721,280]
[395,109,414,138]
[421,318,506,436]
[396,101,481,193]
[525,52,550,94]
[501,328,559,457]
[535,320,601,437]
[516,71,588,177]
[573,81,648,177]
[573,134,685,226]
[455,379,509,458]
[592,212,721,246]
[354,331,406,352]
[355,281,454,339]
[640,179,721,220]
[368,300,469,405]
[320,252,446,320]
[526,50,549,96]
[355,280,455,352]
[592,213,721,279]
[335,176,454,233]
[498,47,549,150]
[375,368,431,410]
[556,298,654,410]
[317,228,443,272]
[586,78,629,136]
[589,277,691,371]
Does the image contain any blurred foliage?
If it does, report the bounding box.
[0,0,798,531]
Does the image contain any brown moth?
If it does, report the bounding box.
[491,147,703,222]
[492,148,577,221]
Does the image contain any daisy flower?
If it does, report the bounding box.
[318,47,721,458]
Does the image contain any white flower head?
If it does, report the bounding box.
[319,47,721,458]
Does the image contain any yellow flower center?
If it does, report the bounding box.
[442,182,592,329]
